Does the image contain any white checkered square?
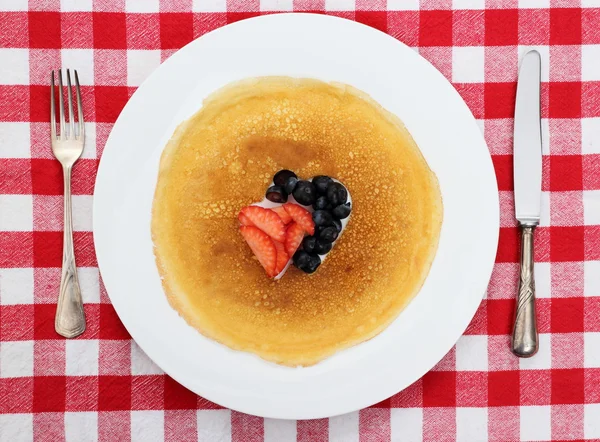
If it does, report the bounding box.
[535,261,551,299]
[0,195,32,232]
[0,414,33,442]
[60,50,94,86]
[583,190,600,225]
[0,0,28,11]
[457,408,487,442]
[71,195,93,232]
[520,406,551,441]
[264,418,298,442]
[65,339,99,376]
[0,341,33,377]
[539,190,551,227]
[0,49,29,85]
[518,0,551,9]
[261,0,293,10]
[80,122,97,159]
[131,341,163,375]
[127,50,161,87]
[584,261,600,297]
[126,0,160,12]
[583,0,600,6]
[197,410,231,440]
[0,122,30,158]
[61,0,93,11]
[65,412,98,442]
[585,332,600,367]
[541,118,550,155]
[452,47,484,83]
[329,412,358,442]
[391,408,422,441]
[456,335,488,371]
[131,411,164,442]
[192,0,227,11]
[585,403,600,439]
[518,46,550,82]
[78,267,100,304]
[0,268,34,305]
[582,45,600,81]
[519,333,551,369]
[452,0,485,9]
[582,118,600,154]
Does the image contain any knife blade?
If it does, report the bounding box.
[511,50,542,358]
[514,50,542,225]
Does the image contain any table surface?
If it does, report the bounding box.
[1,1,599,441]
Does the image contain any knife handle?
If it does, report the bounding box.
[511,225,538,358]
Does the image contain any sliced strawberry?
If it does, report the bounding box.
[271,206,292,225]
[273,240,290,274]
[285,222,305,257]
[238,212,254,226]
[239,226,277,277]
[283,203,315,235]
[240,206,286,243]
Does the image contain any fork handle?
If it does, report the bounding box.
[511,224,538,357]
[55,166,86,338]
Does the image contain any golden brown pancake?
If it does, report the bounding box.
[152,77,442,366]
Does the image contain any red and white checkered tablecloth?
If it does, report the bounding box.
[0,0,599,441]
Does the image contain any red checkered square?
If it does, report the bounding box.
[0,378,33,413]
[485,9,518,46]
[0,12,29,48]
[423,408,456,441]
[1,304,34,340]
[165,410,197,442]
[549,82,582,119]
[65,376,98,411]
[419,47,452,81]
[550,155,583,191]
[456,372,487,407]
[0,232,33,267]
[33,376,66,412]
[582,82,600,119]
[232,412,265,442]
[31,158,62,195]
[32,230,61,267]
[359,408,390,440]
[131,375,165,410]
[488,335,519,371]
[28,12,61,49]
[552,404,584,440]
[98,411,130,441]
[99,304,131,340]
[551,262,584,298]
[487,262,517,300]
[484,46,517,82]
[126,13,160,49]
[293,0,325,11]
[583,154,600,190]
[33,267,60,303]
[93,12,127,49]
[496,227,518,263]
[499,191,517,228]
[550,191,583,226]
[550,8,581,45]
[552,333,584,369]
[161,0,193,12]
[486,299,514,335]
[538,299,552,334]
[61,12,94,48]
[226,11,260,24]
[518,9,550,45]
[582,9,600,45]
[431,346,455,371]
[355,11,387,33]
[484,82,516,119]
[422,371,456,407]
[552,369,584,404]
[0,86,30,122]
[94,49,127,86]
[34,340,65,375]
[585,298,600,332]
[29,84,51,123]
[586,225,600,260]
[165,376,197,410]
[549,119,581,155]
[550,226,584,262]
[551,298,584,333]
[488,371,519,406]
[99,340,131,375]
[98,376,132,410]
[33,303,60,339]
[94,86,129,122]
[550,45,582,83]
[453,83,484,119]
[492,154,513,191]
[453,10,484,46]
[484,119,513,155]
[33,412,64,441]
[488,406,520,441]
[419,10,452,47]
[520,370,551,405]
[193,12,228,38]
[160,13,194,49]
[29,49,60,86]
[585,368,600,403]
[389,379,423,408]
[463,302,487,335]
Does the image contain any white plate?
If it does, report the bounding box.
[94,13,499,420]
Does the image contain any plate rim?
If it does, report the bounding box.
[93,12,500,419]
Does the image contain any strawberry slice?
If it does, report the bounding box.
[283,203,315,235]
[239,226,277,277]
[285,222,305,257]
[273,240,290,274]
[238,212,254,226]
[240,206,286,243]
[271,206,292,225]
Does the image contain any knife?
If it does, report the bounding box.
[511,50,542,358]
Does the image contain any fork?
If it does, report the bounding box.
[51,69,86,338]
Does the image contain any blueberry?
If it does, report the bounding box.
[292,180,317,206]
[318,226,338,243]
[265,185,288,203]
[312,175,333,195]
[273,170,297,187]
[312,210,333,227]
[293,250,321,273]
[302,236,318,254]
[326,182,348,206]
[312,196,329,211]
[332,219,342,233]
[284,176,299,195]
[314,239,332,255]
[332,202,351,219]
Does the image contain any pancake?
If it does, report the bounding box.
[152,77,443,366]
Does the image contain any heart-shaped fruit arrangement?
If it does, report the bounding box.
[238,170,352,278]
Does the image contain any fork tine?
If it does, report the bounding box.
[50,71,56,140]
[58,69,65,138]
[74,70,84,139]
[66,69,75,139]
